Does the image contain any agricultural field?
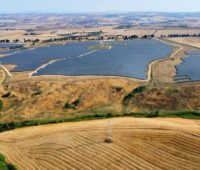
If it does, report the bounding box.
[0,12,200,170]
[0,117,200,170]
[166,37,200,48]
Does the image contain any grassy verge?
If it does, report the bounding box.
[159,111,200,119]
[0,111,200,133]
[0,153,17,170]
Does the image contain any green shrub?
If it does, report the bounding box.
[7,164,17,170]
[146,111,160,118]
[165,88,179,94]
[0,153,17,170]
[2,92,11,98]
[63,103,76,109]
[64,99,81,109]
[115,87,123,93]
[0,154,5,162]
[0,100,3,111]
[123,86,146,105]
[169,111,200,119]
[0,162,8,170]
[32,90,42,96]
[72,99,80,107]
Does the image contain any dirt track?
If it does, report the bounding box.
[0,117,200,170]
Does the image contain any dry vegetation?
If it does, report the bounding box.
[2,27,200,42]
[166,37,200,48]
[1,13,200,170]
[0,73,200,122]
[0,68,5,84]
[0,37,200,122]
[125,84,200,112]
[0,117,200,170]
[0,76,140,122]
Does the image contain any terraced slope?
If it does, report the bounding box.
[0,118,200,170]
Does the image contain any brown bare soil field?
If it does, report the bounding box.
[0,117,200,170]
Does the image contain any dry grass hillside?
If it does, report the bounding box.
[0,117,200,170]
[125,84,200,112]
[166,37,200,48]
[0,77,139,122]
[0,74,200,122]
[0,37,200,122]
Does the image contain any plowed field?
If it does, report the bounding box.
[0,118,200,170]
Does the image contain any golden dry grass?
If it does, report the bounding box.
[0,76,140,121]
[2,26,200,42]
[0,117,200,170]
[166,37,200,49]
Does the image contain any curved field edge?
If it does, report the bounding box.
[0,153,17,170]
[0,117,200,170]
[0,111,200,133]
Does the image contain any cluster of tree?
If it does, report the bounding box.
[161,33,200,38]
[24,32,37,36]
[115,34,155,40]
[122,35,139,40]
[24,39,40,43]
[0,39,10,43]
[13,39,20,43]
[141,34,155,39]
[0,39,40,44]
[42,37,72,43]
[42,36,93,43]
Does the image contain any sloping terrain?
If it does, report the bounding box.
[125,84,200,111]
[0,37,199,122]
[1,75,200,122]
[0,117,200,170]
[0,77,140,122]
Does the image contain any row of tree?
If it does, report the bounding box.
[1,33,200,45]
[161,33,200,38]
[0,39,40,43]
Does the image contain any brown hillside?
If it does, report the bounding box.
[0,77,139,122]
[126,84,200,111]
